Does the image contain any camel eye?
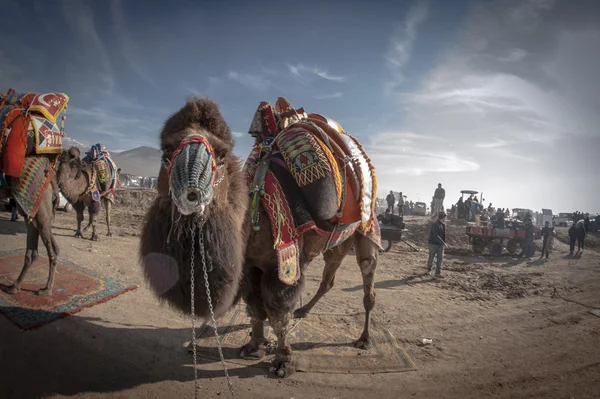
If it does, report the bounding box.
[161,152,171,168]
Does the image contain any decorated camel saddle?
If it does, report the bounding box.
[244,97,381,285]
[0,89,69,217]
[82,143,119,203]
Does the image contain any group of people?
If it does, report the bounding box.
[385,191,415,216]
[455,195,483,221]
[568,215,591,255]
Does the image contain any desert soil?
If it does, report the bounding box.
[1,188,599,399]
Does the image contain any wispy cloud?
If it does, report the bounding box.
[287,63,346,83]
[226,71,272,91]
[232,131,244,138]
[109,0,158,88]
[314,92,343,100]
[384,0,430,94]
[61,0,115,94]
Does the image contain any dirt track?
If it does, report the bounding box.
[1,192,599,399]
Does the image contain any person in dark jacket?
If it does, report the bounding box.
[540,221,554,259]
[583,213,590,233]
[577,221,586,251]
[568,224,578,255]
[518,217,535,258]
[386,190,395,214]
[427,212,447,278]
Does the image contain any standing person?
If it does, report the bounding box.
[433,183,445,214]
[457,197,464,219]
[583,213,590,233]
[409,200,414,216]
[577,220,586,251]
[540,221,554,259]
[568,223,578,255]
[518,217,535,258]
[464,196,472,222]
[398,192,405,216]
[386,190,395,214]
[427,212,448,278]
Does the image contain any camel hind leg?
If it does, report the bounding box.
[353,232,379,349]
[293,238,354,319]
[84,201,101,241]
[104,198,112,237]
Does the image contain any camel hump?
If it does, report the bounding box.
[275,126,341,221]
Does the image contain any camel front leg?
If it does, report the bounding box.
[269,312,294,378]
[354,233,379,349]
[104,198,112,237]
[239,266,271,359]
[6,219,40,294]
[294,238,353,319]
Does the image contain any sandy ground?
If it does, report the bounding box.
[1,191,599,399]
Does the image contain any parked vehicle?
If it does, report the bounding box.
[413,202,427,216]
[553,213,573,227]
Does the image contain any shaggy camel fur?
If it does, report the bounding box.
[139,98,248,320]
[5,173,60,296]
[56,147,114,241]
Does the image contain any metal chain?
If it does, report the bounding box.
[191,222,236,398]
[190,225,199,399]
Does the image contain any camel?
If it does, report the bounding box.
[140,96,380,378]
[139,98,248,322]
[56,146,117,240]
[1,89,68,296]
[238,98,380,377]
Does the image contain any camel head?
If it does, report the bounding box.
[159,98,234,217]
[57,146,84,177]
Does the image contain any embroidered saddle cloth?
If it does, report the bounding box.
[82,144,119,203]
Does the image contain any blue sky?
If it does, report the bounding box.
[1,0,599,212]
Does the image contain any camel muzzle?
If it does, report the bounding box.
[167,138,217,216]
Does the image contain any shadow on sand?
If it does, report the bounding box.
[0,311,273,399]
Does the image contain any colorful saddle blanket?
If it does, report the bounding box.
[244,98,381,285]
[82,144,119,203]
[0,89,69,177]
[11,156,56,218]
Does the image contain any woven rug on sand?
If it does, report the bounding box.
[0,249,138,330]
[192,305,416,374]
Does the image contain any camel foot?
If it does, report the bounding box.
[354,335,372,350]
[91,234,99,241]
[37,287,52,296]
[107,231,112,237]
[5,285,21,295]
[74,231,83,238]
[268,356,294,378]
[293,306,310,319]
[239,340,270,359]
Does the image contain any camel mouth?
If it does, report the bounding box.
[168,139,217,216]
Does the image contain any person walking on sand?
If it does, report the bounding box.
[568,223,578,255]
[577,220,586,251]
[427,212,448,278]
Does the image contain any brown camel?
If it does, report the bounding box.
[139,98,248,322]
[140,96,380,378]
[238,99,380,377]
[5,175,61,296]
[56,147,115,241]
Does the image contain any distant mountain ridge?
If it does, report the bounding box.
[110,146,162,177]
